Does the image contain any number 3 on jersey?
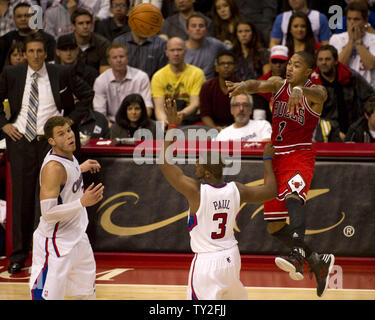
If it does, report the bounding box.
[211,213,228,239]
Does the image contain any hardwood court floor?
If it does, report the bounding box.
[0,255,374,300]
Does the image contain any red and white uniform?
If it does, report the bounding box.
[264,80,320,221]
[30,151,96,300]
[187,182,247,300]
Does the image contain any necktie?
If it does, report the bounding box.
[24,72,39,142]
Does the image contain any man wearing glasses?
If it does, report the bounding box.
[215,92,272,142]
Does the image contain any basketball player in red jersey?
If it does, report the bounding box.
[226,51,335,297]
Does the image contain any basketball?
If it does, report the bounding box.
[128,3,163,38]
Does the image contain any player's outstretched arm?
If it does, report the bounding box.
[225,76,284,97]
[158,99,200,202]
[287,85,327,115]
[40,161,104,224]
[235,143,277,203]
[80,159,101,174]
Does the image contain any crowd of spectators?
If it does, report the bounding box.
[1,0,375,143]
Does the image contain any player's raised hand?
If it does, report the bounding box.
[80,183,104,207]
[287,86,304,114]
[80,159,101,174]
[225,80,246,97]
[164,98,183,127]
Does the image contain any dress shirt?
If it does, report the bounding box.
[93,66,153,122]
[14,63,61,136]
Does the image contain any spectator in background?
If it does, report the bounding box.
[0,0,17,37]
[200,50,237,131]
[329,2,375,88]
[80,107,110,139]
[345,96,375,142]
[333,0,375,35]
[310,44,375,141]
[270,0,330,48]
[43,0,93,39]
[231,18,270,82]
[4,41,26,66]
[215,93,272,141]
[159,0,213,41]
[110,93,156,138]
[235,0,278,46]
[151,37,205,126]
[185,12,229,80]
[68,8,111,73]
[93,43,153,127]
[285,11,320,58]
[113,22,168,80]
[0,2,56,72]
[211,0,240,47]
[95,0,130,41]
[55,34,99,87]
[255,45,289,122]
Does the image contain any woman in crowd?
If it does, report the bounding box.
[231,17,270,81]
[111,93,157,139]
[285,11,320,58]
[211,0,240,47]
[4,41,26,66]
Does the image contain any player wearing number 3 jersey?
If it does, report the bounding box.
[226,52,335,298]
[159,99,278,300]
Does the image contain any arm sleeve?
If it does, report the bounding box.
[40,198,83,225]
[319,13,331,42]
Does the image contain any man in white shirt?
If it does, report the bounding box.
[215,93,272,142]
[93,43,153,126]
[330,2,375,87]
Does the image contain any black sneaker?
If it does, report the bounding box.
[275,247,305,280]
[306,253,335,297]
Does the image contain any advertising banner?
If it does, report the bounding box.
[86,157,375,257]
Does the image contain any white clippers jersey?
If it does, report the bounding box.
[188,182,240,253]
[35,150,88,256]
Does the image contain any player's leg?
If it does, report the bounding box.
[66,235,96,300]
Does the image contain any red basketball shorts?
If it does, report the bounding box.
[263,149,315,221]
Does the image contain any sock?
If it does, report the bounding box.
[286,196,313,257]
[271,223,294,248]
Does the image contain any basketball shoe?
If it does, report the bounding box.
[306,252,335,297]
[275,247,305,281]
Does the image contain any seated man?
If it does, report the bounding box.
[93,43,153,126]
[345,96,375,142]
[159,0,213,41]
[55,34,99,87]
[329,2,375,87]
[185,12,229,80]
[199,50,237,131]
[151,37,205,127]
[215,93,272,142]
[310,44,375,141]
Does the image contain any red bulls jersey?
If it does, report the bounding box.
[271,79,320,154]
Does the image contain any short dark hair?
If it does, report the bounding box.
[187,12,208,28]
[44,116,72,140]
[24,32,47,52]
[316,44,338,61]
[346,2,369,20]
[13,2,31,15]
[110,0,130,7]
[71,8,93,25]
[294,51,316,69]
[215,50,236,66]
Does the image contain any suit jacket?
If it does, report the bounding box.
[0,62,94,130]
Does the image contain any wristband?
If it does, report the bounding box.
[263,156,273,161]
[168,123,178,128]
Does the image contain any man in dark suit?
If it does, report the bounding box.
[0,33,94,274]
